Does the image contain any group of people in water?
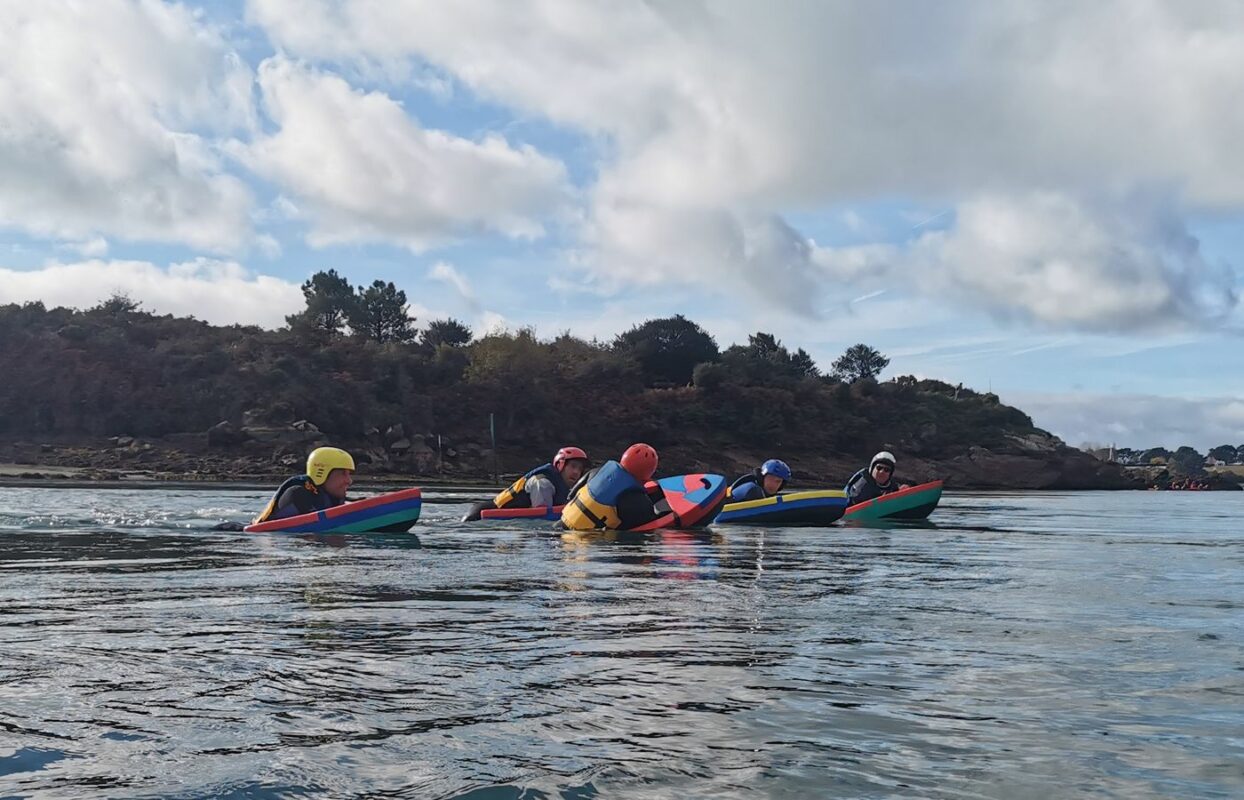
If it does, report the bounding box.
[1150,478,1214,491]
[255,444,911,531]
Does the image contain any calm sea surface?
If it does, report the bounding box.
[0,487,1241,799]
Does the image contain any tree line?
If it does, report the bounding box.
[1112,445,1244,471]
[0,275,1037,476]
[289,270,892,384]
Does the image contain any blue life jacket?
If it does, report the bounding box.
[561,460,643,530]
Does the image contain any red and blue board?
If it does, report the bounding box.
[629,473,727,531]
[243,487,423,534]
[479,505,563,521]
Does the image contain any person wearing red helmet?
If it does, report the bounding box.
[463,446,590,521]
[523,446,591,507]
[561,443,664,531]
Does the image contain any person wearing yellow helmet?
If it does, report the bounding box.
[253,446,355,523]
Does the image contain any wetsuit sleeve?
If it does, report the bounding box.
[616,488,660,529]
[845,472,871,505]
[731,482,764,502]
[526,475,556,507]
[275,485,321,518]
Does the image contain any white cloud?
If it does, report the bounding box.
[427,261,480,311]
[238,57,570,251]
[247,0,1244,327]
[477,310,509,336]
[0,259,303,328]
[906,193,1239,332]
[1011,391,1244,451]
[0,1,256,250]
[57,237,110,258]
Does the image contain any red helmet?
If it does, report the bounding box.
[620,443,658,481]
[554,446,589,471]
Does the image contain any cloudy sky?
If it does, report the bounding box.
[1,0,1241,449]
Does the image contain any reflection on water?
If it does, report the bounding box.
[0,487,1242,798]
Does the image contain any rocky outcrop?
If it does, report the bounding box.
[207,421,249,447]
[0,425,1145,490]
[934,445,1138,489]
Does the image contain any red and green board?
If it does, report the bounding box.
[841,480,943,522]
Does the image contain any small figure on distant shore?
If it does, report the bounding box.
[728,459,791,501]
[253,446,355,523]
[845,451,910,507]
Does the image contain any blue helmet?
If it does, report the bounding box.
[761,459,791,480]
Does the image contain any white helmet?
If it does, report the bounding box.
[870,451,896,470]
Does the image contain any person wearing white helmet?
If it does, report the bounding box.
[253,446,355,522]
[844,450,909,507]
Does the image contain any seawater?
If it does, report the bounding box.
[1,487,1242,799]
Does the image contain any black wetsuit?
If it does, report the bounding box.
[729,469,770,502]
[844,468,898,507]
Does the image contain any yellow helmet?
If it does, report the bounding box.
[306,446,355,485]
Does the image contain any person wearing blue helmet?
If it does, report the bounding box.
[728,459,791,502]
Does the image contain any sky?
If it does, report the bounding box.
[0,0,1241,450]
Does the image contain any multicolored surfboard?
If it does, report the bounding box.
[244,487,422,534]
[716,489,848,526]
[841,480,943,522]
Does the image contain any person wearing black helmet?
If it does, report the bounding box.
[844,450,909,507]
[728,458,791,502]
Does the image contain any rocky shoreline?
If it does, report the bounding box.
[0,425,1202,491]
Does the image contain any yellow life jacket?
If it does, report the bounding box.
[560,461,639,531]
[492,463,566,508]
[492,475,530,508]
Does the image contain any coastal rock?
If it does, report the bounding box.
[939,445,1137,489]
[359,448,391,469]
[243,424,322,446]
[243,404,295,428]
[1004,432,1062,454]
[409,442,437,471]
[207,421,250,447]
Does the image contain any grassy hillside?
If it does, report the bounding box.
[0,301,1133,488]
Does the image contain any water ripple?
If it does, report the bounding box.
[0,488,1242,798]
